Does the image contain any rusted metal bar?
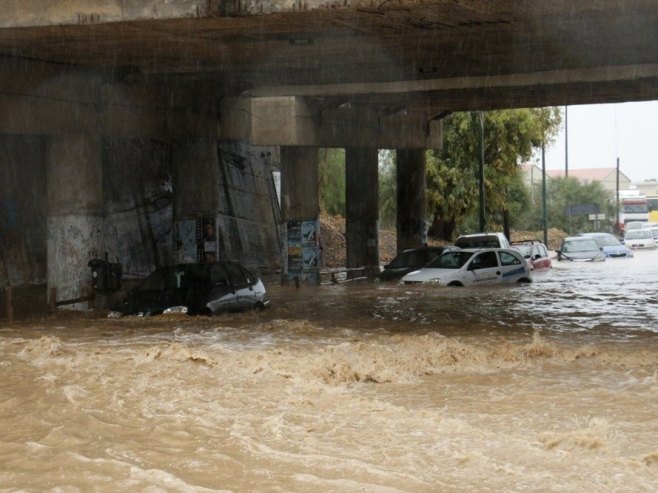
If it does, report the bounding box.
[49,287,57,312]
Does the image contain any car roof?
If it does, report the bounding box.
[457,232,505,238]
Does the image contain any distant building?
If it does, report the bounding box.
[519,163,545,189]
[544,167,632,194]
[635,179,658,198]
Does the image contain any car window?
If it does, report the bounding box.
[514,245,531,257]
[469,251,498,270]
[538,245,548,257]
[563,239,598,252]
[225,262,248,286]
[211,264,229,286]
[499,251,522,266]
[426,251,473,269]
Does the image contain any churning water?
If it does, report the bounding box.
[1,251,657,492]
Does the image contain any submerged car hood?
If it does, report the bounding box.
[601,245,633,257]
[402,268,458,283]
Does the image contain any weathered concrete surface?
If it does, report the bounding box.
[0,136,47,287]
[47,134,104,308]
[396,149,426,253]
[345,148,379,274]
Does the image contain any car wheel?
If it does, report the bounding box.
[447,281,463,287]
[517,277,532,284]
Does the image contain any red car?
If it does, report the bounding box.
[511,240,552,270]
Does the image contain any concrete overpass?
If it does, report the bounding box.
[0,0,657,306]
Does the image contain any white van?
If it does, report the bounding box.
[454,232,511,249]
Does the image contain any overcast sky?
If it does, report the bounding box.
[537,101,658,184]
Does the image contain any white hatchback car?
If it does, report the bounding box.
[401,248,532,286]
[624,228,657,249]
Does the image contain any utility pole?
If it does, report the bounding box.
[615,158,621,234]
[478,111,486,231]
[542,140,548,246]
[565,105,569,178]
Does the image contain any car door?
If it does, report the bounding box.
[466,251,501,285]
[206,263,238,313]
[498,250,528,282]
[224,262,256,310]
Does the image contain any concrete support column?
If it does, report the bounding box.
[396,149,427,253]
[280,146,320,284]
[171,138,220,264]
[47,134,103,309]
[345,148,379,278]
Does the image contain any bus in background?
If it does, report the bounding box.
[648,196,658,223]
[617,193,649,233]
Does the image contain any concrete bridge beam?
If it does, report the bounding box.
[247,96,441,149]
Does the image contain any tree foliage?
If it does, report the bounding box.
[527,176,615,235]
[427,108,562,239]
[318,148,345,215]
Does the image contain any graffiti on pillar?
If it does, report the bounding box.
[201,218,218,263]
[286,219,320,283]
[177,218,219,264]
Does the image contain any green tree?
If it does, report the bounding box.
[426,108,561,240]
[378,149,397,229]
[528,177,615,235]
[318,148,345,215]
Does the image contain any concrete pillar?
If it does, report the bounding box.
[345,148,379,278]
[396,149,427,253]
[47,134,103,309]
[280,146,320,284]
[171,138,221,264]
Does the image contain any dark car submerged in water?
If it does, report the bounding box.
[379,246,460,281]
[110,262,270,317]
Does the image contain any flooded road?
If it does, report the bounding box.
[1,251,657,492]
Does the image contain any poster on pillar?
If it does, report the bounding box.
[177,218,219,264]
[286,219,320,283]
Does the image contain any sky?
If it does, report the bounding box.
[536,100,658,183]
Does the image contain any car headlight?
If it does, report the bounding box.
[427,278,442,285]
[163,306,189,314]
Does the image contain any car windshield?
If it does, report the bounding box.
[562,239,599,253]
[138,265,210,291]
[425,251,475,269]
[387,250,423,269]
[455,236,500,248]
[513,245,532,257]
[625,229,652,240]
[588,235,621,247]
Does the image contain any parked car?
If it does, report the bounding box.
[578,232,633,258]
[624,228,657,249]
[511,239,552,270]
[454,232,511,249]
[556,237,605,262]
[641,224,658,241]
[379,245,460,281]
[401,248,532,286]
[110,261,270,317]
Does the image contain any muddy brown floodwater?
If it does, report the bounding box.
[1,251,658,492]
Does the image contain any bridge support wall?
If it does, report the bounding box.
[396,149,427,253]
[47,134,103,309]
[280,146,320,284]
[345,148,379,278]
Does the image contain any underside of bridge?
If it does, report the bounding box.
[2,0,658,110]
[0,0,657,309]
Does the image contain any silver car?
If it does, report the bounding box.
[110,262,270,316]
